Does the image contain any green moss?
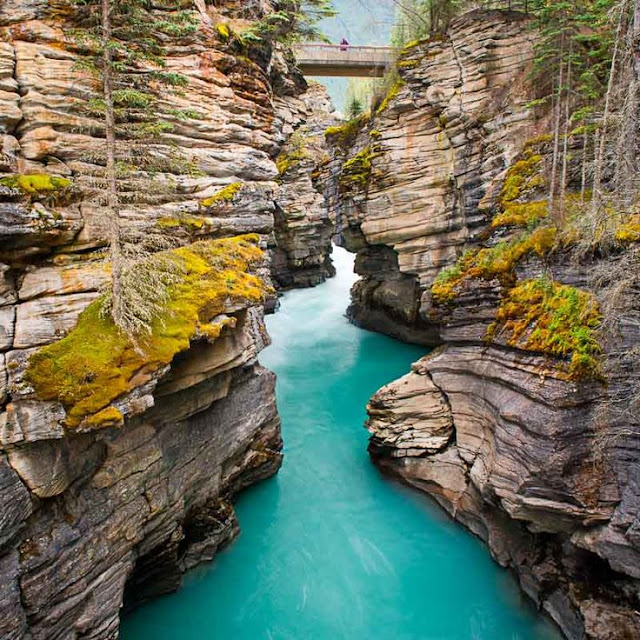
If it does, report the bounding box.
[615,216,640,244]
[499,152,544,204]
[491,200,549,229]
[200,182,243,208]
[402,39,422,51]
[157,215,205,230]
[217,23,231,39]
[276,130,308,176]
[325,112,370,149]
[376,78,405,115]
[431,225,558,304]
[85,407,124,429]
[486,277,602,380]
[397,59,419,69]
[24,235,271,429]
[338,145,380,194]
[0,173,72,198]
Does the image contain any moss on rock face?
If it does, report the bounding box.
[24,234,270,429]
[487,277,602,380]
[157,215,205,230]
[491,200,549,230]
[200,182,243,208]
[615,217,640,244]
[276,130,308,177]
[375,78,404,115]
[338,145,380,194]
[431,226,558,304]
[0,173,72,195]
[325,113,370,149]
[0,174,73,205]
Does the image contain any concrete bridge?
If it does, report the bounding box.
[293,44,396,78]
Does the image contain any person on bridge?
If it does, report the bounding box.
[340,37,349,52]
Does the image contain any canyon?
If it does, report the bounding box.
[0,1,334,637]
[0,2,638,639]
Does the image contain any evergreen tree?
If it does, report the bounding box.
[67,0,199,336]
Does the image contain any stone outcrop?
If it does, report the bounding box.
[0,1,332,637]
[271,84,338,289]
[325,8,640,639]
[326,9,539,343]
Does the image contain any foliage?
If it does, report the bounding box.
[374,77,405,115]
[339,145,380,193]
[325,112,370,148]
[200,182,244,208]
[235,0,336,45]
[24,235,270,429]
[0,174,74,206]
[487,276,603,380]
[275,130,308,176]
[347,96,364,119]
[431,225,558,304]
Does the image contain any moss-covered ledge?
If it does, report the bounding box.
[24,234,272,430]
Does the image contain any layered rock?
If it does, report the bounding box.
[324,8,640,638]
[271,83,338,289]
[0,1,331,637]
[326,9,539,343]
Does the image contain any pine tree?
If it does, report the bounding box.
[67,0,200,337]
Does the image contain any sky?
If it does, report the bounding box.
[313,0,398,111]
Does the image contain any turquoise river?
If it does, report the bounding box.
[121,247,561,640]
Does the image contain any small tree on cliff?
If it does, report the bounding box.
[69,0,199,336]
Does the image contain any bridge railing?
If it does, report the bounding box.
[294,44,397,52]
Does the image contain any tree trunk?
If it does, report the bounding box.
[634,0,640,83]
[593,2,625,209]
[102,0,124,329]
[550,48,564,214]
[581,129,588,205]
[560,48,572,219]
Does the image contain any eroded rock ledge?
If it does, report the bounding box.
[326,10,538,344]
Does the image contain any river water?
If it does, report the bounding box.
[121,247,560,640]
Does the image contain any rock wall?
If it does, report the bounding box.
[0,1,332,638]
[326,9,640,639]
[271,84,338,289]
[327,9,538,344]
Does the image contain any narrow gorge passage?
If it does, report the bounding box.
[121,248,560,640]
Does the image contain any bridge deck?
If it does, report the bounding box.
[293,44,396,78]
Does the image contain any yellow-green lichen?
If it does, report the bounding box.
[486,277,602,380]
[0,173,72,198]
[376,78,405,115]
[499,152,545,204]
[200,182,243,208]
[216,23,231,39]
[325,112,370,149]
[276,130,308,176]
[491,200,549,229]
[402,39,422,51]
[157,215,205,230]
[431,225,558,304]
[24,235,270,429]
[339,145,380,194]
[615,217,640,244]
[85,407,124,429]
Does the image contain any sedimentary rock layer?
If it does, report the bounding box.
[271,84,338,289]
[327,10,538,343]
